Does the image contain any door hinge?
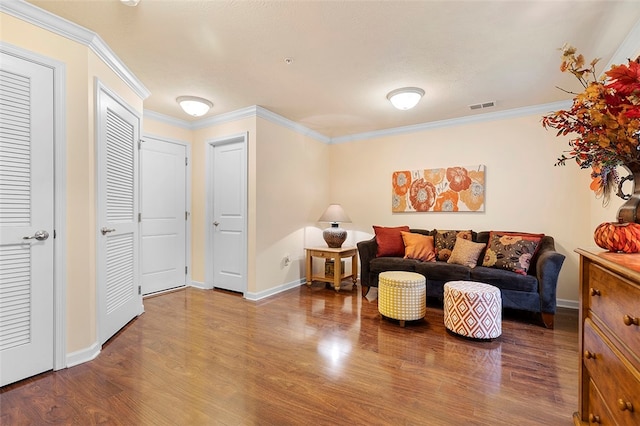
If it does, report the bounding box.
[185,266,188,275]
[185,157,188,166]
[185,211,189,221]
[53,229,56,239]
[138,139,144,150]
[138,285,141,295]
[138,212,142,223]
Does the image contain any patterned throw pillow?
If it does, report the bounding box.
[401,231,436,262]
[434,230,472,261]
[482,231,545,275]
[447,237,486,268]
[373,225,410,257]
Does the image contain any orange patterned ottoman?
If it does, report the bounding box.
[378,271,426,327]
[443,281,502,339]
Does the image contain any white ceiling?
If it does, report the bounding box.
[25,0,640,138]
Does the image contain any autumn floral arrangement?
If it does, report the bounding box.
[541,43,640,204]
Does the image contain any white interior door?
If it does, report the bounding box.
[140,137,187,295]
[207,134,247,294]
[96,85,142,345]
[0,52,54,386]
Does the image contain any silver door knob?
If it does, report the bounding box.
[213,221,219,227]
[23,230,49,241]
[101,227,116,235]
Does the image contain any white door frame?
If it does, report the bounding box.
[205,132,248,292]
[141,133,192,289]
[0,42,67,371]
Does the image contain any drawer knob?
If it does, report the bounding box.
[584,350,596,360]
[623,314,639,326]
[588,413,601,424]
[617,399,634,412]
[589,288,601,297]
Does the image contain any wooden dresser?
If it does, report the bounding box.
[575,248,640,426]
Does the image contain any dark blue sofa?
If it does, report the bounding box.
[357,229,565,328]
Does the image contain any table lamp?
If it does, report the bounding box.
[318,204,351,248]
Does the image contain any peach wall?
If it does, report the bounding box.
[328,113,593,304]
[254,118,330,294]
[143,119,193,144]
[1,13,143,353]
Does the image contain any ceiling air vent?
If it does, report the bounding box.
[469,101,495,110]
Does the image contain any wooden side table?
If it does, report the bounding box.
[305,246,358,292]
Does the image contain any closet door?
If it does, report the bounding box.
[96,86,142,344]
[0,51,54,386]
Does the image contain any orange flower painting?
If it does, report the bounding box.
[392,165,485,212]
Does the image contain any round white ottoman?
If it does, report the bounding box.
[443,281,502,339]
[378,271,426,327]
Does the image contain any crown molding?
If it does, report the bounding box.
[145,105,260,131]
[330,100,573,144]
[143,109,192,129]
[190,105,259,130]
[145,100,573,145]
[1,0,150,100]
[255,106,331,144]
[145,105,331,144]
[144,107,258,132]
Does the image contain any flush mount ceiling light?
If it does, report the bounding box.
[176,96,213,117]
[386,87,425,110]
[120,0,141,6]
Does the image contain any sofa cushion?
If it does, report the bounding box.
[470,266,539,292]
[415,261,471,281]
[482,231,544,275]
[401,231,436,262]
[370,257,419,273]
[373,225,410,257]
[447,237,486,268]
[434,229,472,261]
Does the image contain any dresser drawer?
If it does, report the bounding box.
[588,380,615,425]
[584,319,640,426]
[589,263,640,362]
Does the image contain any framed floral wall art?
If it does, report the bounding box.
[392,165,485,212]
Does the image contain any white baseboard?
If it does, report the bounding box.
[557,298,578,310]
[244,279,305,301]
[190,280,206,289]
[66,341,100,368]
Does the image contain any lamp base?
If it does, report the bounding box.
[323,224,347,248]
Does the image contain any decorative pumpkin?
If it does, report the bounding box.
[594,221,640,253]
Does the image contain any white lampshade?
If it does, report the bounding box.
[318,204,351,224]
[387,87,425,110]
[176,96,213,117]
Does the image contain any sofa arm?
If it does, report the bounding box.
[535,249,566,315]
[357,237,377,287]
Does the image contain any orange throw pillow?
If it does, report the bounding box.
[401,231,436,262]
[373,225,410,257]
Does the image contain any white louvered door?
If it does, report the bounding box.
[96,87,141,345]
[0,52,54,386]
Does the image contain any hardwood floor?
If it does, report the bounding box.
[1,284,579,425]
